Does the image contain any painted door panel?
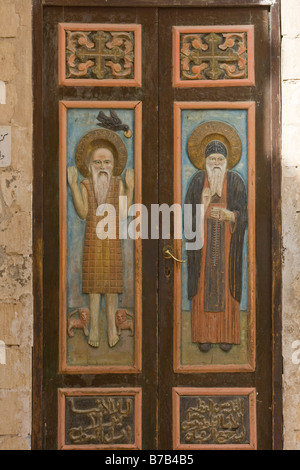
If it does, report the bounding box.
[43,6,158,450]
[39,2,278,450]
[157,6,273,450]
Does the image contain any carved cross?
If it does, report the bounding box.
[182,32,241,80]
[76,31,125,80]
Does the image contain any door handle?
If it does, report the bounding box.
[162,245,186,264]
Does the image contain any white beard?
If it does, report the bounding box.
[206,165,226,198]
[91,166,112,206]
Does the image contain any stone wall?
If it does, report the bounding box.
[0,0,32,450]
[0,0,299,451]
[282,0,300,451]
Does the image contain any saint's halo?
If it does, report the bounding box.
[75,128,128,178]
[187,120,243,170]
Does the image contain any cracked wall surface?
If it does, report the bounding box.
[0,0,298,451]
[282,0,300,451]
[0,0,32,450]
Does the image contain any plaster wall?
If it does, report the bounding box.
[0,0,299,451]
[282,0,300,451]
[0,0,33,450]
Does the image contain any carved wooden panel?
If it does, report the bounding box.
[173,101,255,373]
[58,388,142,450]
[173,388,257,450]
[173,25,255,88]
[59,101,142,374]
[58,24,142,87]
[39,4,279,451]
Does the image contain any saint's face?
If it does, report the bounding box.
[90,148,114,175]
[205,153,227,172]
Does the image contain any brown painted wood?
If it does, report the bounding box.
[43,0,275,8]
[158,5,276,451]
[32,0,44,451]
[41,5,159,450]
[33,0,282,450]
[270,0,283,452]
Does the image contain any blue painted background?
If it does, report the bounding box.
[181,109,249,312]
[66,108,135,312]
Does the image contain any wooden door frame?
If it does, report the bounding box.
[32,0,282,450]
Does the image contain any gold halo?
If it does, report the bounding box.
[75,128,128,178]
[187,121,242,170]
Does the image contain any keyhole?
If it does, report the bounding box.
[165,266,171,278]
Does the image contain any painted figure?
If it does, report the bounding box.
[67,127,134,348]
[185,121,247,352]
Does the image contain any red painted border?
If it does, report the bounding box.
[58,387,142,450]
[173,387,257,450]
[59,100,142,374]
[58,23,142,87]
[173,25,255,88]
[173,101,256,374]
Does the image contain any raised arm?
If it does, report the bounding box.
[67,166,89,220]
[119,169,134,220]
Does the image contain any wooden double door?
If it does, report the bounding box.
[35,0,282,450]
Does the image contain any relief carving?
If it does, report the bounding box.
[66,30,135,80]
[185,121,246,353]
[67,113,134,350]
[66,396,134,446]
[181,396,248,445]
[180,32,248,81]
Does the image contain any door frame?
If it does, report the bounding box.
[32,0,282,450]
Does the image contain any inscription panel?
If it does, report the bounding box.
[173,25,255,88]
[173,388,257,450]
[58,388,142,450]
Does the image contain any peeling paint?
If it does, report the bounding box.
[0,0,33,450]
[282,0,300,451]
[0,81,5,105]
[0,341,6,365]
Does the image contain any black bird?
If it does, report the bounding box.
[96,110,132,138]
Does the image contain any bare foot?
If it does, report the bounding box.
[88,330,100,348]
[108,332,120,348]
[105,293,120,348]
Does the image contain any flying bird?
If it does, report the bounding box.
[96,110,132,138]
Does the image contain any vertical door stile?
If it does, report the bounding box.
[157,5,274,451]
[42,5,160,450]
[38,1,280,450]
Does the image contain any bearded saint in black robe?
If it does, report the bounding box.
[185,140,247,353]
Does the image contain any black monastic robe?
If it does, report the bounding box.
[185,170,247,344]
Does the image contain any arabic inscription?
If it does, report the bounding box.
[180,396,249,445]
[65,396,135,446]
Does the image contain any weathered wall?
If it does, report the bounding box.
[0,0,298,451]
[0,0,32,450]
[282,0,300,451]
